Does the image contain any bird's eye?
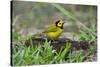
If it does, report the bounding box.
[57,22,62,27]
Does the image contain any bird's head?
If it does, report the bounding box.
[55,19,65,29]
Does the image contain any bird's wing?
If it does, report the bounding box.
[43,25,58,33]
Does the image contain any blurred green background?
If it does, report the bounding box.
[12,1,97,36]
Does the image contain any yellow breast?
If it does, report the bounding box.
[46,28,63,40]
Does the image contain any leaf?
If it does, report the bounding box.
[59,42,70,60]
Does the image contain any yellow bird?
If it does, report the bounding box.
[42,19,65,40]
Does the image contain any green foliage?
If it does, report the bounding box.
[79,24,97,43]
[12,39,71,65]
[57,42,70,60]
[12,37,96,66]
[66,47,96,63]
[12,31,21,41]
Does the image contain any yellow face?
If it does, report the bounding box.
[57,20,63,27]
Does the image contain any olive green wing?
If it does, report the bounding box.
[43,25,58,33]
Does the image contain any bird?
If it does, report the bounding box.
[42,19,65,40]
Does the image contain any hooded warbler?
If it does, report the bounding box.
[42,19,65,40]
